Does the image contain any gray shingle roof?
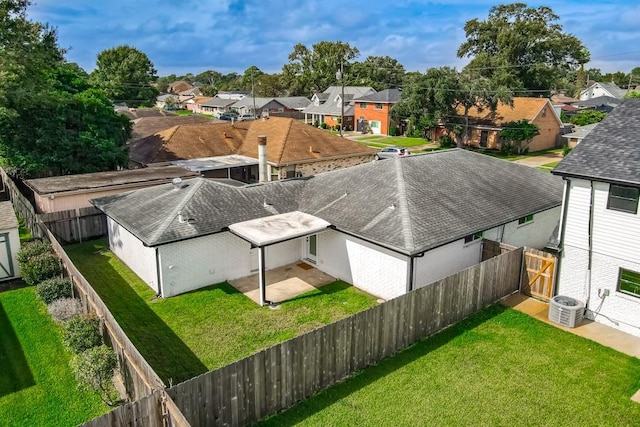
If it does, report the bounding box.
[597,82,627,99]
[552,98,640,186]
[572,96,622,109]
[352,88,401,103]
[94,149,563,253]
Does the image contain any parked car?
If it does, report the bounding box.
[238,114,256,121]
[374,147,410,160]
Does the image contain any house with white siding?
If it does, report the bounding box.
[552,99,640,337]
[92,149,562,303]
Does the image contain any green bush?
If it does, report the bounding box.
[70,345,119,405]
[17,239,52,265]
[21,252,62,286]
[63,314,102,354]
[439,135,454,148]
[563,145,572,157]
[319,122,328,129]
[389,125,398,136]
[36,277,72,305]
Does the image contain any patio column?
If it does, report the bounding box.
[258,245,268,306]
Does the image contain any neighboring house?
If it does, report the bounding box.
[572,96,622,113]
[167,80,193,94]
[579,82,627,101]
[129,117,376,179]
[562,123,599,148]
[155,94,179,110]
[178,87,202,102]
[0,202,20,281]
[200,93,247,116]
[25,166,198,213]
[552,99,640,338]
[461,97,563,152]
[230,96,311,118]
[184,96,214,113]
[128,115,213,142]
[92,149,562,301]
[303,86,376,130]
[353,88,401,135]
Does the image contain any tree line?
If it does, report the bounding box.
[1,1,638,178]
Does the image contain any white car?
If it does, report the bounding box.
[374,147,410,160]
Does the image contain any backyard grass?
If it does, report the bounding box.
[259,305,640,426]
[17,215,31,242]
[538,161,561,172]
[64,239,379,385]
[354,135,431,148]
[0,287,108,427]
[478,147,564,162]
[172,110,192,115]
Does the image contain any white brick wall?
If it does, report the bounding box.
[108,219,158,293]
[414,238,482,289]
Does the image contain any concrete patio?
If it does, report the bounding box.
[229,261,336,305]
[502,293,640,403]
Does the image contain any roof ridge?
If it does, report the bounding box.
[147,179,204,243]
[275,118,293,163]
[394,159,414,251]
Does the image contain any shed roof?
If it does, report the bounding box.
[0,202,18,230]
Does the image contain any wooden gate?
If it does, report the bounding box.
[521,247,556,301]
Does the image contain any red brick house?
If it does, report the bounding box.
[353,89,401,135]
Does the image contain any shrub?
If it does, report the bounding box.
[70,345,119,405]
[439,135,454,148]
[36,277,72,304]
[48,297,83,322]
[63,314,102,354]
[563,145,573,157]
[17,239,52,265]
[21,252,62,286]
[389,125,398,136]
[319,122,328,129]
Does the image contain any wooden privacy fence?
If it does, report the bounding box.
[44,227,166,401]
[0,168,43,239]
[521,247,557,301]
[165,247,524,427]
[482,239,518,261]
[40,206,107,243]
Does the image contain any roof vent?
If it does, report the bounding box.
[172,177,183,189]
[548,295,584,328]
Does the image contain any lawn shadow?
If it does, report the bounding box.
[283,281,352,304]
[0,300,35,397]
[78,250,209,385]
[257,304,509,426]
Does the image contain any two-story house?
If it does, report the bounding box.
[552,99,640,337]
[352,89,401,135]
[303,86,375,130]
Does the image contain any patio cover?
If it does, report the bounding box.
[229,211,330,247]
[229,211,331,306]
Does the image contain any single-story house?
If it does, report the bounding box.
[129,117,376,180]
[572,96,622,113]
[167,80,193,94]
[200,96,239,116]
[461,97,562,152]
[25,166,199,214]
[353,88,401,135]
[303,86,376,130]
[230,96,311,119]
[579,82,627,101]
[0,202,20,281]
[93,149,563,302]
[184,96,214,113]
[552,99,640,337]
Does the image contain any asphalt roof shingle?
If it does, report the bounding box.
[94,149,563,253]
[552,98,640,186]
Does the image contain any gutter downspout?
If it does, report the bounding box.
[406,252,426,293]
[585,180,595,314]
[553,178,571,297]
[155,247,163,297]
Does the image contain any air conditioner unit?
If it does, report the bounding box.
[548,295,584,328]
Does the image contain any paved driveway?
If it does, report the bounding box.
[513,152,563,167]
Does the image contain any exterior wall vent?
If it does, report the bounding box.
[548,295,584,328]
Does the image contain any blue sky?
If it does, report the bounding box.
[29,0,640,77]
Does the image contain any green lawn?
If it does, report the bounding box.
[171,110,192,115]
[65,239,378,385]
[354,135,431,148]
[259,305,640,426]
[0,287,108,427]
[17,215,31,242]
[537,161,561,172]
[479,147,564,162]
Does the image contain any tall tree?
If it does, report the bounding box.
[499,120,540,154]
[350,56,405,90]
[0,0,131,177]
[281,41,359,96]
[90,45,158,107]
[457,3,589,94]
[393,67,511,147]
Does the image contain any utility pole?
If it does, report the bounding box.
[252,69,257,118]
[336,61,345,137]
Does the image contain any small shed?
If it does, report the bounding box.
[0,202,20,280]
